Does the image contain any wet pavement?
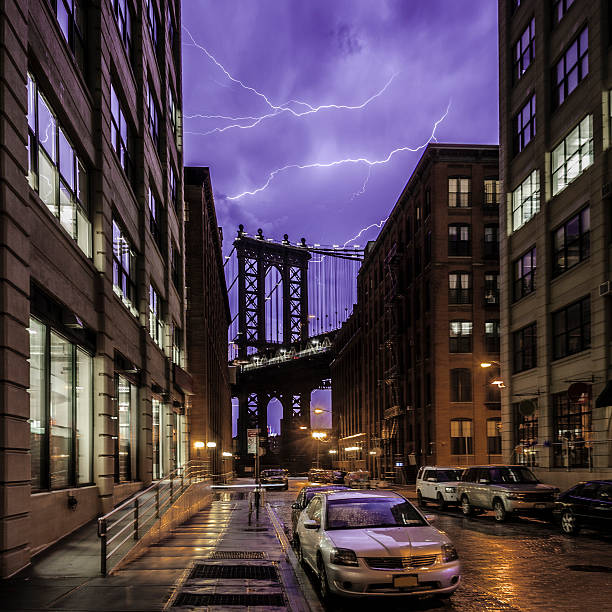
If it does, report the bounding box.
[268,478,612,611]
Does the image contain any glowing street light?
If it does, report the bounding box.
[222,451,233,458]
[206,441,217,448]
[328,449,338,454]
[194,441,205,449]
[312,431,327,468]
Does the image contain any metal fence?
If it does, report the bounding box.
[97,461,229,575]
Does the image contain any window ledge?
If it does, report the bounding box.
[551,348,591,366]
[550,257,590,286]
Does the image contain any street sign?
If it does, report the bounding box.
[247,429,259,454]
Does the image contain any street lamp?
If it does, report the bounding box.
[480,361,506,388]
[206,441,217,448]
[312,431,327,468]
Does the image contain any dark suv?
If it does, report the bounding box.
[554,480,612,535]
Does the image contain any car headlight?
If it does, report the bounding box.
[445,487,456,493]
[505,494,520,500]
[330,548,359,566]
[441,544,458,563]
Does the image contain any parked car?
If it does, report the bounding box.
[416,466,462,510]
[294,490,460,600]
[308,468,329,483]
[260,468,289,490]
[457,465,557,522]
[290,484,350,534]
[331,470,347,484]
[553,480,612,535]
[345,470,370,488]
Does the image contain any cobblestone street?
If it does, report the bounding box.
[269,479,612,611]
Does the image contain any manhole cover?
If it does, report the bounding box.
[568,565,612,573]
[173,593,285,607]
[188,563,279,580]
[209,551,266,559]
[243,527,269,532]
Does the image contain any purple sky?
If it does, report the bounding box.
[182,0,500,249]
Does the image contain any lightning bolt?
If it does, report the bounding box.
[350,166,373,200]
[226,101,451,200]
[182,26,397,135]
[342,218,388,247]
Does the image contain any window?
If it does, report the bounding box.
[172,323,183,367]
[553,207,590,277]
[485,367,501,403]
[514,17,535,82]
[115,375,137,482]
[147,0,159,50]
[148,188,163,250]
[514,401,538,466]
[27,74,91,256]
[484,273,499,305]
[451,419,473,455]
[513,322,537,372]
[484,225,499,258]
[513,247,536,300]
[49,0,86,71]
[167,4,176,51]
[415,202,422,229]
[553,0,574,24]
[424,188,431,218]
[450,369,471,402]
[149,285,164,349]
[552,296,590,359]
[424,231,432,264]
[448,224,471,256]
[448,272,471,304]
[512,170,540,231]
[449,320,472,353]
[112,220,137,314]
[169,86,178,136]
[485,320,500,353]
[552,391,592,468]
[514,94,535,154]
[113,0,132,60]
[152,397,162,478]
[169,165,178,210]
[484,179,500,207]
[448,177,470,207]
[554,26,588,108]
[487,418,502,455]
[28,317,93,492]
[170,242,181,289]
[146,82,160,149]
[110,84,133,181]
[552,115,593,196]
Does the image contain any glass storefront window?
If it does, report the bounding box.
[76,348,92,484]
[152,398,162,479]
[28,318,46,492]
[116,375,136,482]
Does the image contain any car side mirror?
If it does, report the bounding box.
[291,503,301,510]
[303,519,319,530]
[425,514,436,522]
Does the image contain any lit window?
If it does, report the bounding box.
[27,73,91,256]
[552,115,593,196]
[484,273,500,305]
[448,177,471,207]
[112,219,137,315]
[485,320,500,354]
[172,323,183,367]
[484,179,500,207]
[487,419,502,455]
[448,272,471,305]
[449,321,472,353]
[448,224,471,256]
[554,26,588,108]
[511,170,540,231]
[450,419,473,455]
[115,374,137,482]
[149,285,165,349]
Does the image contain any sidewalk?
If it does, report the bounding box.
[0,484,316,611]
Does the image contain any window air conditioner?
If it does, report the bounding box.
[600,281,611,297]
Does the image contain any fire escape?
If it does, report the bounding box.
[379,242,404,480]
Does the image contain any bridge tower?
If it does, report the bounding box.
[234,226,312,464]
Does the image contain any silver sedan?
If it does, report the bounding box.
[294,489,461,600]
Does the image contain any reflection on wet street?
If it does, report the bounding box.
[268,478,612,612]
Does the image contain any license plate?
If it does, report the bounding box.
[393,575,418,588]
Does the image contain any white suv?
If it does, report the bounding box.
[416,467,462,510]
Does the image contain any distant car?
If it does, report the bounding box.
[345,470,370,488]
[308,468,329,483]
[416,466,462,510]
[331,470,347,484]
[553,480,612,535]
[294,489,461,600]
[290,484,350,534]
[457,465,557,522]
[260,468,289,490]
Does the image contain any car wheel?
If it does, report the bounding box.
[317,555,333,602]
[493,499,507,522]
[561,509,579,535]
[294,536,306,566]
[461,495,472,517]
[417,491,427,507]
[437,493,447,511]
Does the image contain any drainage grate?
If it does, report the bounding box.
[173,593,285,607]
[188,563,279,581]
[568,564,612,573]
[208,551,266,559]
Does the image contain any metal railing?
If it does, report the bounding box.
[97,460,221,575]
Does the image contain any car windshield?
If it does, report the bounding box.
[326,497,426,530]
[435,470,461,482]
[304,487,348,504]
[489,467,539,484]
[262,470,285,476]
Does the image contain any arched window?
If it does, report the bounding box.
[450,369,472,402]
[450,419,473,455]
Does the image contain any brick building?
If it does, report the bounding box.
[332,144,500,481]
[0,1,229,578]
[499,0,612,487]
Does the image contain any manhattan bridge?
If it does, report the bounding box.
[223,225,363,472]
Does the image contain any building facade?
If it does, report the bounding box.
[499,0,612,488]
[332,144,500,481]
[0,0,230,578]
[184,167,232,479]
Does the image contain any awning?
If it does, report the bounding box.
[595,380,612,408]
